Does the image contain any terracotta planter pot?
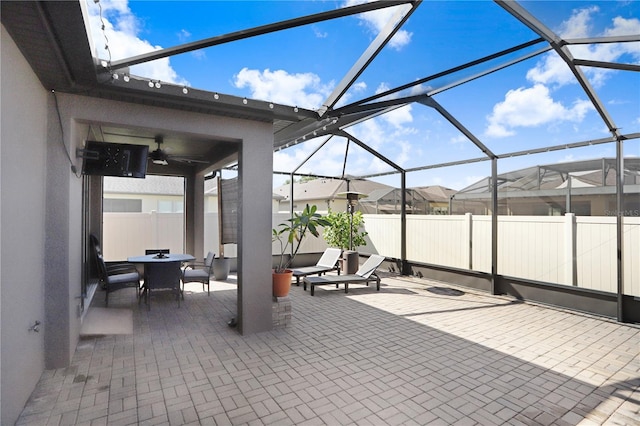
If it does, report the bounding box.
[272,270,293,297]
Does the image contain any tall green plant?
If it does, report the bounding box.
[322,209,368,251]
[272,204,330,273]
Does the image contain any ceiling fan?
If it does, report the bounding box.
[149,136,170,165]
[96,127,210,166]
[148,135,208,166]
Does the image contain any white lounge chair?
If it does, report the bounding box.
[291,248,342,286]
[303,254,385,296]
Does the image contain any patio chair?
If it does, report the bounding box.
[90,234,137,278]
[303,254,385,296]
[95,253,141,306]
[181,251,215,297]
[142,249,170,289]
[291,248,342,286]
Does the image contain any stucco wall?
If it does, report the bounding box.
[1,21,275,423]
[1,25,48,425]
[55,93,275,335]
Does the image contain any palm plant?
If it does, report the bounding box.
[272,204,330,273]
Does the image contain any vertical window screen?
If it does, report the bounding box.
[220,177,238,244]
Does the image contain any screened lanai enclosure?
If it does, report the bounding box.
[451,157,640,216]
[100,0,637,324]
[78,1,640,323]
[5,2,640,424]
[359,187,456,215]
[4,0,637,324]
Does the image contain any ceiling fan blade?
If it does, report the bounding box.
[170,156,210,164]
[149,147,169,165]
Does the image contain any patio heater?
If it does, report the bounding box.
[337,191,366,274]
[346,192,358,250]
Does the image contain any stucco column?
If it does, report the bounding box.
[237,131,273,334]
[185,172,205,259]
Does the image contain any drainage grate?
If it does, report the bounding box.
[427,286,465,296]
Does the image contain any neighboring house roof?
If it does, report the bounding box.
[359,186,457,213]
[362,187,456,203]
[414,185,458,202]
[455,157,640,199]
[364,188,397,202]
[273,178,393,203]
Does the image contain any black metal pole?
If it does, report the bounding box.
[616,139,625,322]
[491,158,498,295]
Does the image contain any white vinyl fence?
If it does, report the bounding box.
[103,212,639,297]
[103,212,185,258]
[103,212,329,262]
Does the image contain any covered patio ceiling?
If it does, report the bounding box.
[2,1,638,180]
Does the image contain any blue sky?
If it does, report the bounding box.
[86,0,639,189]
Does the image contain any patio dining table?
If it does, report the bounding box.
[128,253,195,309]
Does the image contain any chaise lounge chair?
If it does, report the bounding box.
[291,248,342,286]
[303,254,385,296]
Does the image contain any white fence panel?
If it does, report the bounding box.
[471,216,492,273]
[204,212,218,258]
[103,212,183,260]
[498,216,566,284]
[102,212,639,297]
[574,216,639,294]
[624,217,640,296]
[405,215,469,269]
[363,214,401,258]
[576,217,616,292]
[155,214,185,253]
[271,213,328,256]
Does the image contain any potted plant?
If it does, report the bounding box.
[212,254,230,281]
[322,209,368,274]
[272,204,329,297]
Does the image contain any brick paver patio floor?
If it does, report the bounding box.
[16,273,640,425]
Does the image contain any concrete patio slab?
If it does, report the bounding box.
[16,273,639,425]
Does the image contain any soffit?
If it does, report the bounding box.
[1,1,311,139]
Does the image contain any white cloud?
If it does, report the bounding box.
[275,108,418,179]
[312,26,328,39]
[233,68,334,110]
[86,0,187,85]
[525,54,575,88]
[382,105,413,128]
[177,29,191,42]
[286,80,417,175]
[274,138,354,179]
[343,0,413,50]
[392,140,412,165]
[333,81,368,108]
[485,7,639,138]
[410,83,432,96]
[352,117,386,150]
[527,7,640,88]
[450,134,468,145]
[375,82,390,96]
[353,82,367,92]
[485,84,593,138]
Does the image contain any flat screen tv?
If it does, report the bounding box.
[81,141,149,178]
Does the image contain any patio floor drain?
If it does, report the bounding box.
[427,287,465,296]
[73,374,92,383]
